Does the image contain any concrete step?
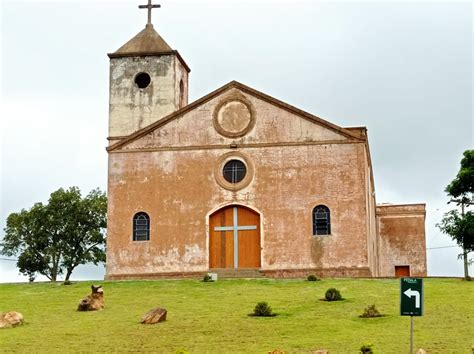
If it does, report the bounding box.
[209,268,264,279]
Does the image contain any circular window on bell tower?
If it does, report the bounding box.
[135,72,151,89]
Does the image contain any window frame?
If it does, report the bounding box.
[133,212,150,241]
[214,152,254,192]
[312,205,331,236]
[223,159,247,184]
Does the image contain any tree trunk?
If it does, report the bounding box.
[65,268,73,281]
[50,260,58,282]
[51,251,63,282]
[463,249,470,279]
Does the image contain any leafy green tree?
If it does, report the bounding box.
[1,187,107,282]
[446,150,474,198]
[438,210,474,250]
[438,150,474,279]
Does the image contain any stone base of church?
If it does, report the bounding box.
[105,271,205,280]
[262,267,372,278]
[105,266,372,280]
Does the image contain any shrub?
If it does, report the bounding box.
[360,305,382,318]
[252,301,275,317]
[202,274,213,282]
[324,288,342,301]
[173,349,188,354]
[360,343,374,353]
[307,274,319,281]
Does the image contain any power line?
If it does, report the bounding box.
[0,258,18,262]
[426,246,459,250]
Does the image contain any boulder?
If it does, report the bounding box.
[0,311,24,329]
[77,285,104,311]
[141,307,167,324]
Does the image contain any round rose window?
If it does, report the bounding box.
[222,160,246,183]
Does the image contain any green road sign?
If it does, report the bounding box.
[400,278,423,316]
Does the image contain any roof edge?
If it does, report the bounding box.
[232,81,364,141]
[376,203,426,216]
[107,50,191,73]
[376,203,426,208]
[107,81,236,152]
[107,80,364,152]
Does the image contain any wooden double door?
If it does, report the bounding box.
[209,205,261,269]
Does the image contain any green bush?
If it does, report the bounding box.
[252,301,275,317]
[307,274,319,281]
[360,305,382,318]
[324,288,342,301]
[360,343,374,353]
[202,274,213,282]
[173,349,189,354]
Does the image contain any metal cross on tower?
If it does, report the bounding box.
[139,0,161,26]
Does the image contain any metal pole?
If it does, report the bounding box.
[410,316,414,354]
[461,201,469,278]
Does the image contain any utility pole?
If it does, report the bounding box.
[449,197,474,279]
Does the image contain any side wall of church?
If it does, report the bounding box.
[365,155,379,276]
[106,88,375,278]
[376,204,427,276]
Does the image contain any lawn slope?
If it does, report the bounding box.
[0,278,472,352]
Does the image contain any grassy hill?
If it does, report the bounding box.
[0,278,472,352]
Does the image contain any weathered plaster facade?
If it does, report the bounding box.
[108,55,188,138]
[105,24,427,279]
[107,24,189,139]
[376,204,427,276]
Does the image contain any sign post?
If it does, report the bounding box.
[400,278,423,353]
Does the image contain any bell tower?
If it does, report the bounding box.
[107,1,190,141]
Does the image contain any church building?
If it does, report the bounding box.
[105,4,427,279]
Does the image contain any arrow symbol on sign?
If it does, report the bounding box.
[404,288,420,308]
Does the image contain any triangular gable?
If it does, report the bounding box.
[107,81,364,152]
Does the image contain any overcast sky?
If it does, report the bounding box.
[1,0,472,282]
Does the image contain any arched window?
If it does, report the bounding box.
[179,79,185,108]
[312,205,331,235]
[133,212,150,241]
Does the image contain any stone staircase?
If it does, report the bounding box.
[209,268,264,279]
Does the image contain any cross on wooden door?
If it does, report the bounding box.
[213,206,257,268]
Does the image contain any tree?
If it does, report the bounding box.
[1,187,107,282]
[446,150,474,198]
[438,209,474,276]
[437,210,474,251]
[438,150,474,279]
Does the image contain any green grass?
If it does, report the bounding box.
[0,278,472,353]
